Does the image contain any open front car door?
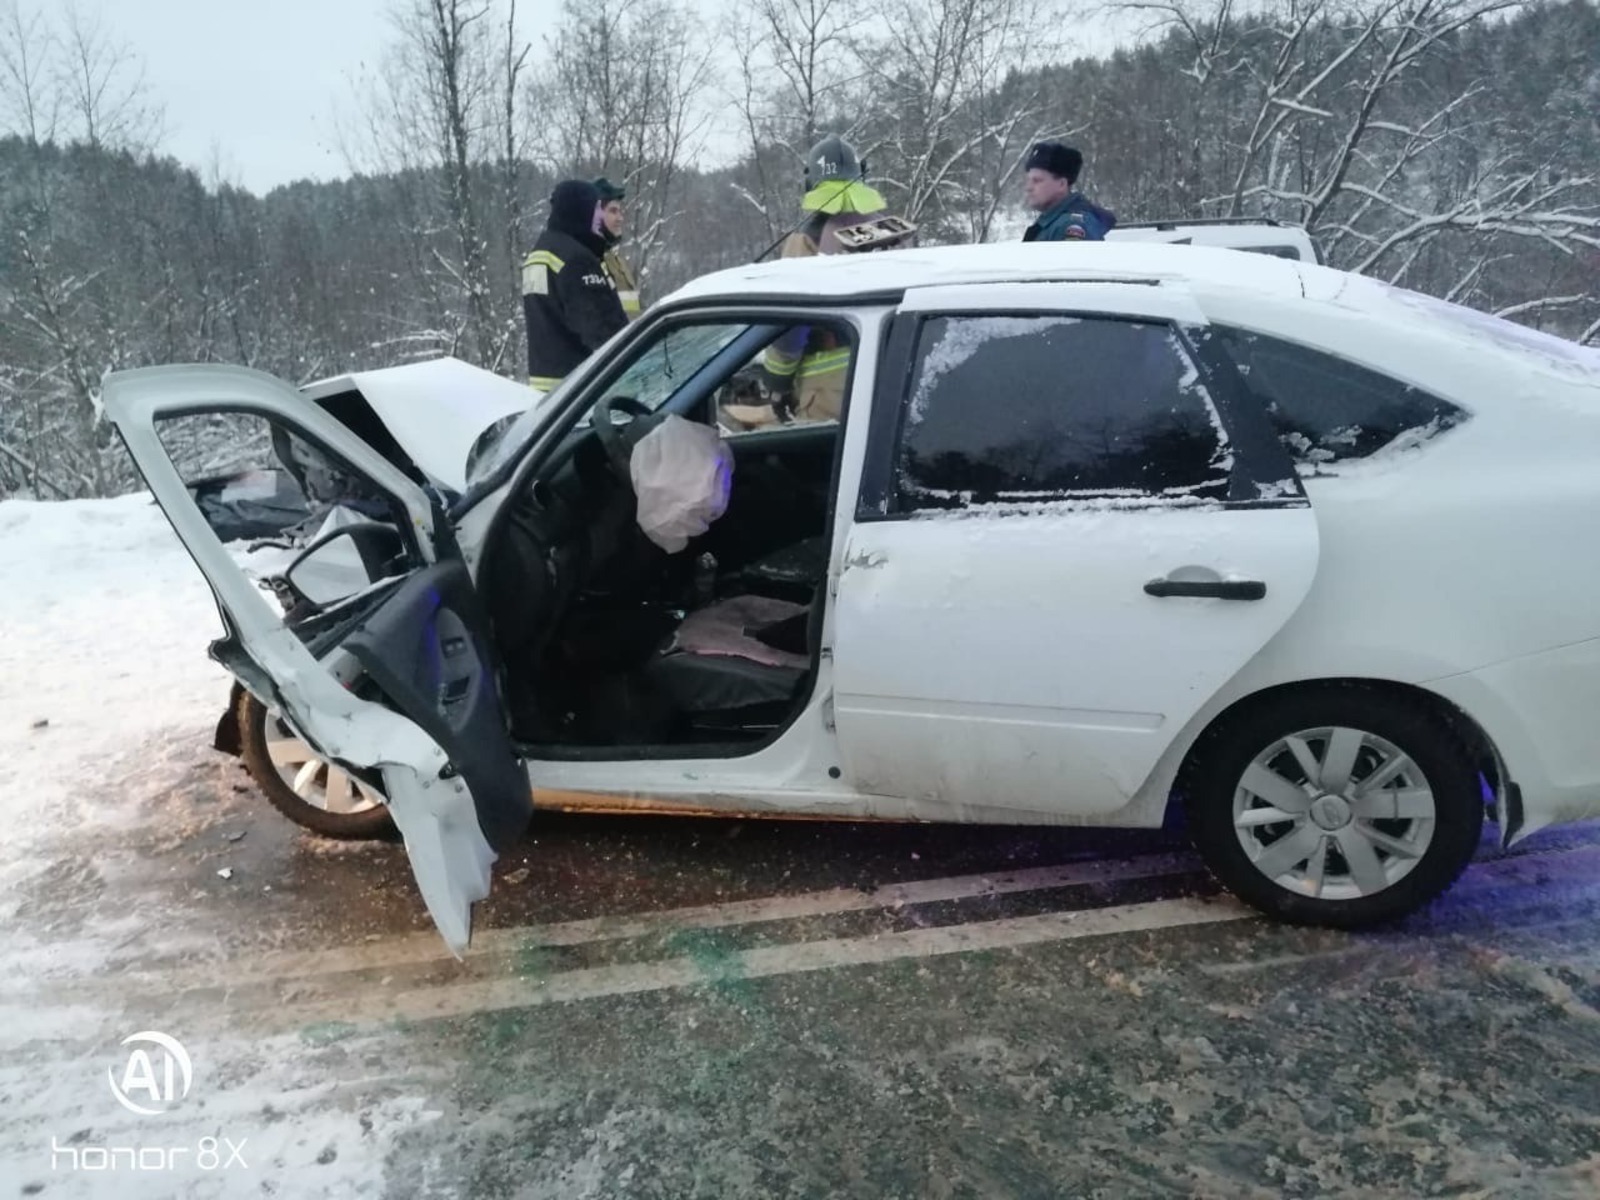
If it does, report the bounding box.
[103,363,531,955]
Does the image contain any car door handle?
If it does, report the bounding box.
[1144,577,1267,601]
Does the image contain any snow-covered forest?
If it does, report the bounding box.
[1,0,1596,499]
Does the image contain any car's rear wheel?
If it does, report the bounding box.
[236,690,395,839]
[1187,686,1483,927]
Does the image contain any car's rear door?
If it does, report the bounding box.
[103,363,531,955]
[830,281,1322,816]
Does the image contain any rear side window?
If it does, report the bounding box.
[895,315,1232,509]
[1213,327,1466,469]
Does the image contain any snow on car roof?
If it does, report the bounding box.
[664,241,1311,306]
[668,242,1599,391]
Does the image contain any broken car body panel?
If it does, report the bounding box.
[102,363,530,956]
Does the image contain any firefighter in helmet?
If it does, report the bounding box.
[722,134,883,429]
[780,133,890,258]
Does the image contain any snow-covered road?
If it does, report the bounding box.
[0,497,448,1195]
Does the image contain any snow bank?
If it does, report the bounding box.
[0,494,446,1198]
[0,494,232,862]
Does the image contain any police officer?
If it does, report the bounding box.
[1021,142,1117,242]
[594,176,642,321]
[522,179,628,393]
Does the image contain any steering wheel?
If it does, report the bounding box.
[592,394,653,483]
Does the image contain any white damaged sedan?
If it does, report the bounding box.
[105,242,1600,954]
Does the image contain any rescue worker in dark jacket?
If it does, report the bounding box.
[1021,142,1116,242]
[522,179,628,392]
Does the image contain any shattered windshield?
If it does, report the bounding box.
[466,322,749,489]
[596,323,748,414]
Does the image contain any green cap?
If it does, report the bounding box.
[594,176,626,202]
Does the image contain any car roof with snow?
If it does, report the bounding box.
[664,242,1320,307]
[664,242,1600,388]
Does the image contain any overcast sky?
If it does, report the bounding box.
[74,0,1143,196]
[73,0,567,193]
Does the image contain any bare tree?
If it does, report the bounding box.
[527,0,714,290]
[0,0,57,144]
[348,0,513,368]
[56,1,159,152]
[417,0,499,366]
[1215,0,1517,221]
[1116,0,1599,303]
[734,0,868,161]
[758,0,860,149]
[496,0,530,277]
[0,3,166,497]
[855,0,1067,239]
[723,0,868,236]
[8,229,112,495]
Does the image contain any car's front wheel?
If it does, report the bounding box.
[236,690,395,840]
[1187,686,1484,927]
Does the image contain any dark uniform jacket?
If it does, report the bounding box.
[523,181,628,389]
[1023,192,1118,242]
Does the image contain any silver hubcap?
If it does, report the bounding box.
[1233,725,1436,901]
[265,713,384,815]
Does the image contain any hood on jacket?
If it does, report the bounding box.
[1083,197,1118,231]
[1037,192,1118,235]
[548,180,605,251]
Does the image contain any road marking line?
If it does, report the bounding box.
[249,841,1600,1029]
[87,850,1206,993]
[263,894,1253,1030]
[165,837,1600,990]
[7,842,1600,1043]
[10,838,1599,1029]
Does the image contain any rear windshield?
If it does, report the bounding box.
[1378,283,1600,384]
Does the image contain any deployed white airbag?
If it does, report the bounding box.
[629,415,734,552]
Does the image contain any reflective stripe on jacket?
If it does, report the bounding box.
[601,247,642,319]
[523,227,628,387]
